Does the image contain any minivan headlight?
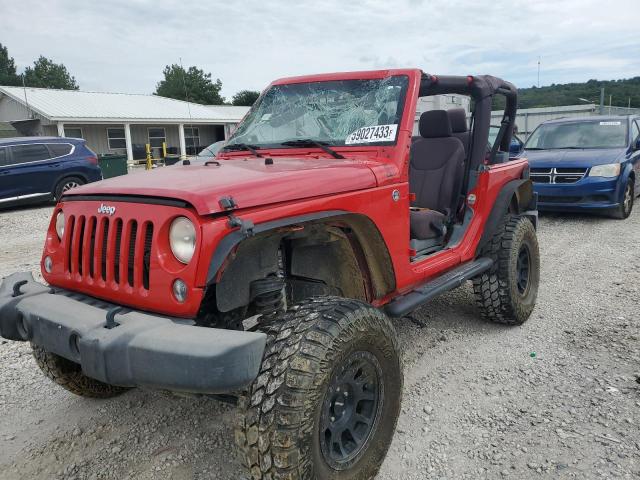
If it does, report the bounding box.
[55,211,65,240]
[589,164,620,178]
[169,217,196,264]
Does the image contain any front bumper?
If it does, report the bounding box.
[0,272,266,394]
[534,176,620,211]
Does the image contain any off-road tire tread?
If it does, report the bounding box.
[234,296,402,480]
[472,215,539,325]
[32,344,129,398]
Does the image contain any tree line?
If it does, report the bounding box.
[493,77,640,110]
[0,43,260,106]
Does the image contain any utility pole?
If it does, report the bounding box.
[537,56,541,88]
[599,87,605,115]
[609,94,612,115]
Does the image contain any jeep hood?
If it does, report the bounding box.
[65,157,379,215]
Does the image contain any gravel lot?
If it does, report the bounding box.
[1,204,639,479]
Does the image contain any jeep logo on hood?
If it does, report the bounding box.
[97,204,116,216]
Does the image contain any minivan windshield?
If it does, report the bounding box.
[225,75,409,149]
[524,120,627,150]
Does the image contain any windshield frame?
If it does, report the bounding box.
[524,119,629,150]
[224,74,411,150]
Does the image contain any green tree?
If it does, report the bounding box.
[23,56,79,89]
[155,64,224,105]
[0,43,21,86]
[232,89,260,106]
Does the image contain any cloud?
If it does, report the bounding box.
[1,0,638,97]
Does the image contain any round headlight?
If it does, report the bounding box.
[169,217,196,264]
[55,211,65,240]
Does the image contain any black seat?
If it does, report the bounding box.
[448,108,470,156]
[409,110,465,240]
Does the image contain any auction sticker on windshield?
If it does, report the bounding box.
[346,124,398,144]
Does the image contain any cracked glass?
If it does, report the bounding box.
[226,75,409,148]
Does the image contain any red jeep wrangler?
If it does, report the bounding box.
[0,69,539,479]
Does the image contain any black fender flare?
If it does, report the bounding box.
[205,210,348,284]
[475,178,537,256]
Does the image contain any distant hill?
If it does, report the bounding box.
[494,77,640,110]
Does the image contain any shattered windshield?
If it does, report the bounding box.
[226,75,409,148]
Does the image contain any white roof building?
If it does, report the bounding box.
[0,86,250,160]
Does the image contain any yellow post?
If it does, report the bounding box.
[162,142,167,159]
[145,143,152,170]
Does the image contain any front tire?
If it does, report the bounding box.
[610,178,634,219]
[472,215,540,325]
[32,345,129,398]
[235,297,403,480]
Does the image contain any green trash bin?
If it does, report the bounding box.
[98,154,128,179]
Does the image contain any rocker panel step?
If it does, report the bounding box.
[385,257,493,318]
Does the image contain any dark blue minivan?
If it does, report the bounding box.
[0,137,102,208]
[523,116,640,219]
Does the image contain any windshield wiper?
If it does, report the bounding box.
[524,147,545,150]
[221,143,263,157]
[280,139,345,159]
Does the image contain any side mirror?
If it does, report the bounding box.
[509,138,523,155]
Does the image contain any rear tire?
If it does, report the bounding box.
[234,296,403,480]
[32,344,129,398]
[472,215,539,325]
[54,176,85,201]
[610,178,634,219]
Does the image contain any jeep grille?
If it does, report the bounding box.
[64,214,153,290]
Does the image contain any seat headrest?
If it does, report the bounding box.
[419,110,452,138]
[448,108,468,133]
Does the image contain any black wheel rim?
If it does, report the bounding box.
[516,244,531,295]
[320,351,383,470]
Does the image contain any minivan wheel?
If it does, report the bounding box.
[610,179,634,219]
[54,176,85,201]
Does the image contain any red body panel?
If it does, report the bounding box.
[43,68,528,318]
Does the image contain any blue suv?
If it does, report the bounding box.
[523,116,640,219]
[0,137,102,208]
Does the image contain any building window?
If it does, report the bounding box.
[148,127,166,148]
[185,127,200,148]
[64,127,83,139]
[107,128,126,149]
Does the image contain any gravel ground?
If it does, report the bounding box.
[0,204,639,479]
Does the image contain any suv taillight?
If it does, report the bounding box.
[86,156,98,166]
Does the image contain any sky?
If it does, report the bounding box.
[1,0,639,99]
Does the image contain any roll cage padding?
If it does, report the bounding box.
[475,179,536,256]
[419,74,518,170]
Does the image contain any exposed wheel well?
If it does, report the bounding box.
[201,214,396,320]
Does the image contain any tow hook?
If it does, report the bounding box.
[12,280,28,298]
[105,306,124,329]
